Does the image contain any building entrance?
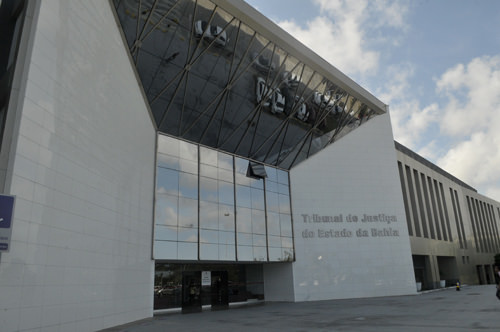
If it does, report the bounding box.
[182,271,202,313]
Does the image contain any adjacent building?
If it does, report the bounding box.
[0,0,498,331]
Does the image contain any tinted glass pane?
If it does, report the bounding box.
[266,180,278,193]
[218,152,233,170]
[252,209,266,234]
[237,233,252,246]
[219,230,235,245]
[200,146,218,166]
[157,167,179,194]
[177,242,197,260]
[155,194,178,226]
[157,153,180,170]
[253,246,267,261]
[219,181,234,205]
[277,169,289,185]
[155,225,177,241]
[200,229,218,244]
[154,240,177,260]
[251,188,265,210]
[179,172,198,199]
[219,244,235,261]
[219,204,235,231]
[158,135,180,157]
[179,158,198,174]
[218,168,234,183]
[200,177,218,202]
[268,247,282,261]
[200,201,218,230]
[279,193,291,214]
[200,163,218,179]
[236,207,252,233]
[200,243,219,260]
[178,227,198,242]
[236,185,251,208]
[265,166,278,182]
[280,213,292,237]
[179,141,198,161]
[178,197,198,228]
[266,191,279,212]
[237,245,253,261]
[267,211,280,235]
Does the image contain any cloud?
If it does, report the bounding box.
[436,55,500,200]
[275,0,409,77]
[376,63,439,149]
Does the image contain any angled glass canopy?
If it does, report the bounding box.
[113,0,383,169]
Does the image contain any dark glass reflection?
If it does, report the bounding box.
[113,0,382,169]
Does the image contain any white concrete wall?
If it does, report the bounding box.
[0,1,156,331]
[288,114,416,301]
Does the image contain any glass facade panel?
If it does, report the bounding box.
[200,177,218,202]
[154,134,293,262]
[155,194,178,226]
[156,167,179,194]
[178,197,198,228]
[200,201,219,230]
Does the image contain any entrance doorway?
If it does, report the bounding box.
[182,271,202,313]
[211,271,229,310]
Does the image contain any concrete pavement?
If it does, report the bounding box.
[100,285,500,332]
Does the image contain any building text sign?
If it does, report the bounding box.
[300,213,400,239]
[0,194,15,252]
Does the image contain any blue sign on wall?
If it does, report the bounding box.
[0,194,15,252]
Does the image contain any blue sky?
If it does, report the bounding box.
[246,0,500,201]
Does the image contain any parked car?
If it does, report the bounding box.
[251,52,275,74]
[256,77,270,107]
[256,77,285,114]
[271,89,285,114]
[313,90,339,110]
[293,97,308,121]
[194,20,228,47]
[281,71,300,88]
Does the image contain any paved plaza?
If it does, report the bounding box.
[101,285,500,332]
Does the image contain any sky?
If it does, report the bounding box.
[245,0,500,201]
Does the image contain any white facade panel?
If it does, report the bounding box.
[0,1,156,331]
[288,114,416,301]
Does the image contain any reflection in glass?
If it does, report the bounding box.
[177,242,197,260]
[237,232,252,246]
[279,194,291,214]
[253,247,267,261]
[155,225,178,241]
[178,197,198,228]
[219,204,235,231]
[179,141,198,161]
[200,243,219,260]
[200,177,218,202]
[267,212,280,236]
[219,181,234,205]
[155,194,178,226]
[252,209,266,234]
[200,201,218,230]
[200,146,218,166]
[251,188,265,210]
[157,153,180,170]
[178,227,198,242]
[280,214,292,237]
[154,240,177,260]
[156,167,179,194]
[158,135,180,157]
[236,207,252,233]
[237,245,253,261]
[236,185,251,208]
[179,172,198,199]
[219,244,235,261]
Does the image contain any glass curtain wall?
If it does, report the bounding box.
[112,0,383,169]
[154,134,294,262]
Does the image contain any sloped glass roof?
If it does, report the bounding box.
[113,0,384,169]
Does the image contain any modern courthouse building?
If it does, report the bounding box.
[0,0,499,331]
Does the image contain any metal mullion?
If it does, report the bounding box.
[216,23,249,147]
[253,73,323,161]
[325,93,355,147]
[133,0,160,63]
[246,52,292,153]
[133,0,182,52]
[133,0,142,52]
[178,70,192,136]
[150,1,202,107]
